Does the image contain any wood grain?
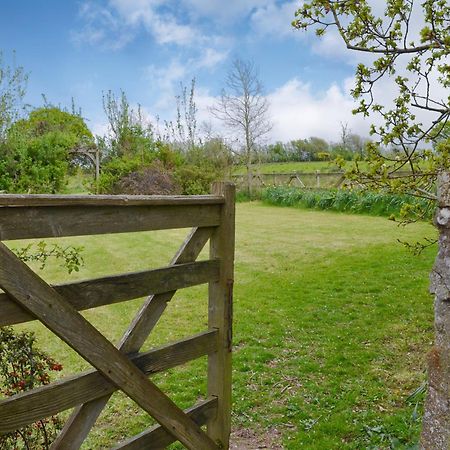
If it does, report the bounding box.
[114,397,218,450]
[0,243,218,449]
[0,330,218,432]
[52,227,214,449]
[207,182,235,449]
[0,259,219,326]
[0,204,221,240]
[0,193,224,207]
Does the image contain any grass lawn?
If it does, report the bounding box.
[7,203,435,449]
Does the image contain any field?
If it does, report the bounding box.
[8,203,436,449]
[232,161,345,174]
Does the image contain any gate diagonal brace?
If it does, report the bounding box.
[53,226,213,449]
[0,241,218,450]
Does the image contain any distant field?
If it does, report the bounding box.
[232,161,344,174]
[8,202,435,448]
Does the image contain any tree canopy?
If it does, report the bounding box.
[0,107,93,193]
[293,0,450,199]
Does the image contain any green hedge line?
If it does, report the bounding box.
[260,186,432,220]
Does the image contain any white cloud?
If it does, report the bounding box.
[181,0,274,23]
[71,2,135,50]
[159,77,373,144]
[250,1,300,39]
[112,0,201,46]
[267,78,371,142]
[143,48,229,111]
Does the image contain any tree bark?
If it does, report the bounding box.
[421,172,450,449]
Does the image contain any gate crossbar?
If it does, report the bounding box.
[0,184,235,450]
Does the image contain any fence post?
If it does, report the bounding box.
[421,172,450,449]
[207,182,235,449]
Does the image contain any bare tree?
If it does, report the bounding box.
[211,58,272,196]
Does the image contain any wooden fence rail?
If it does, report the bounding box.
[0,182,235,450]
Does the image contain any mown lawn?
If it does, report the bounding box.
[8,202,435,449]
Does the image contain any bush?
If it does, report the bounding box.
[115,162,180,195]
[0,327,64,449]
[174,164,221,195]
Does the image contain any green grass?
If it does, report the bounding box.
[6,203,435,449]
[62,170,92,194]
[233,161,350,174]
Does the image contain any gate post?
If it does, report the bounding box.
[421,172,450,449]
[207,182,235,449]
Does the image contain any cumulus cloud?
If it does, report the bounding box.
[250,1,300,39]
[71,2,135,50]
[156,77,372,144]
[143,48,229,111]
[267,78,371,142]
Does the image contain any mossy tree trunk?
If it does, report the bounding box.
[421,172,450,449]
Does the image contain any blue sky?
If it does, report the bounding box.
[0,0,372,142]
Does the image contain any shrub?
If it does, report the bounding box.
[115,162,180,195]
[0,327,64,449]
[174,164,221,195]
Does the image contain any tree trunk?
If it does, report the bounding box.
[421,172,450,449]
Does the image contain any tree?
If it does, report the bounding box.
[0,107,93,193]
[102,90,156,160]
[0,51,28,140]
[211,58,272,197]
[293,1,450,447]
[164,79,200,152]
[293,1,449,198]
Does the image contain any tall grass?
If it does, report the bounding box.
[261,185,433,220]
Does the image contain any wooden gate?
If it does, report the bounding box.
[0,182,235,450]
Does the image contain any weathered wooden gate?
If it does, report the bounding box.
[0,182,235,450]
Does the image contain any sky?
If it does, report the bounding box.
[0,0,384,143]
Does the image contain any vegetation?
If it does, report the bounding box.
[294,1,450,444]
[293,0,450,199]
[233,160,342,174]
[211,58,272,196]
[0,107,93,193]
[0,327,64,449]
[261,186,432,221]
[261,130,368,164]
[7,203,434,448]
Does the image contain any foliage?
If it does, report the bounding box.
[12,241,85,274]
[174,163,218,195]
[232,160,343,175]
[164,79,199,151]
[101,90,156,160]
[0,107,93,193]
[293,0,450,200]
[260,133,369,163]
[0,51,28,141]
[95,140,182,194]
[261,185,432,220]
[173,142,231,195]
[0,328,64,449]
